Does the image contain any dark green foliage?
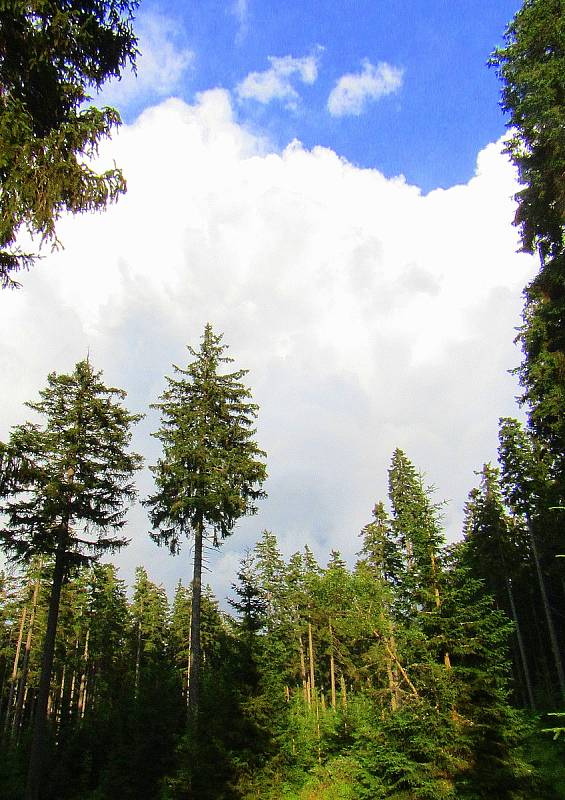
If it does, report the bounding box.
[490,0,565,459]
[0,360,142,799]
[146,323,267,715]
[146,324,267,552]
[0,0,139,287]
[0,360,143,567]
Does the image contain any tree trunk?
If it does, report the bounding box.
[506,577,535,710]
[329,620,336,711]
[13,570,41,738]
[298,633,308,706]
[308,621,315,705]
[188,518,203,717]
[25,537,66,800]
[78,628,90,721]
[526,515,565,700]
[3,605,26,739]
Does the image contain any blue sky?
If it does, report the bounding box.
[115,0,522,191]
[1,0,536,599]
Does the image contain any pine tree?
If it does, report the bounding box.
[145,324,267,717]
[0,359,142,800]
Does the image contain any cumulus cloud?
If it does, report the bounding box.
[0,91,534,601]
[96,11,194,109]
[328,59,403,116]
[236,52,320,108]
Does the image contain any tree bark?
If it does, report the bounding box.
[25,536,66,800]
[329,620,336,711]
[188,518,203,717]
[506,577,535,710]
[13,570,41,738]
[526,515,565,700]
[298,633,308,706]
[3,604,26,739]
[308,621,315,706]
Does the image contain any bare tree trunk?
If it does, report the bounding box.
[506,577,535,710]
[25,536,66,800]
[527,515,565,700]
[185,621,192,708]
[78,628,90,721]
[298,633,308,706]
[13,571,41,738]
[329,620,336,711]
[3,605,26,738]
[188,518,203,717]
[308,621,315,705]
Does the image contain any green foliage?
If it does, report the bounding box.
[0,0,139,287]
[146,324,267,551]
[490,0,565,459]
[0,359,143,566]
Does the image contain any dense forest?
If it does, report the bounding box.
[1,0,565,797]
[0,434,564,799]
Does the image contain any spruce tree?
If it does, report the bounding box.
[145,324,267,716]
[0,0,139,287]
[498,417,565,702]
[0,359,142,800]
[490,0,565,460]
[462,464,535,708]
[388,449,447,625]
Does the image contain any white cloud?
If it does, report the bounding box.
[0,92,535,602]
[236,52,320,108]
[328,59,403,116]
[96,11,194,109]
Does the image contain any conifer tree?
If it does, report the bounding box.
[145,324,267,716]
[0,0,139,287]
[388,449,446,624]
[491,0,565,460]
[462,464,535,708]
[498,417,565,702]
[0,359,142,800]
[254,530,286,629]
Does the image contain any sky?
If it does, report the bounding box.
[0,0,536,603]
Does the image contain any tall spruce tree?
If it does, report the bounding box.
[145,324,267,716]
[490,0,565,460]
[0,359,142,800]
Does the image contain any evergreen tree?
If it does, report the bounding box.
[253,530,286,629]
[462,464,535,708]
[388,449,447,630]
[145,324,267,716]
[490,0,565,460]
[169,581,192,704]
[0,0,139,287]
[0,359,142,800]
[498,417,565,703]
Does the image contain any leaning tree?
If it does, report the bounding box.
[145,323,267,717]
[0,359,143,800]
